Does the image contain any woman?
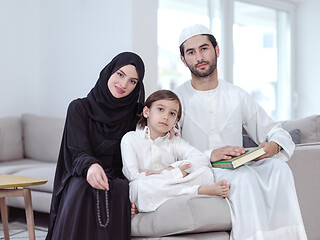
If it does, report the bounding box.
[46,52,145,240]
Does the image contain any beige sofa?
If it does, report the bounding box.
[0,113,319,239]
[0,114,64,213]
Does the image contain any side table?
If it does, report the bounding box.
[0,174,47,240]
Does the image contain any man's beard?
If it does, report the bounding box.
[186,59,217,78]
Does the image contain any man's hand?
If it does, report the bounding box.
[254,141,279,161]
[210,146,247,162]
[179,164,191,177]
[87,163,109,190]
[168,127,178,140]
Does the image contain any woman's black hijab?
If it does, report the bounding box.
[86,52,145,138]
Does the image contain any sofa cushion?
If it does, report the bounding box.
[288,128,301,144]
[0,117,23,161]
[13,162,56,193]
[0,159,45,174]
[243,128,301,148]
[281,115,320,144]
[132,231,230,240]
[131,194,231,237]
[22,113,65,162]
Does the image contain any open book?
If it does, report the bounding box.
[212,147,266,169]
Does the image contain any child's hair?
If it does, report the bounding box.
[137,90,182,129]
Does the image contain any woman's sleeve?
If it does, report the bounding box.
[65,100,100,178]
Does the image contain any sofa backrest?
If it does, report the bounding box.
[0,116,24,161]
[22,113,65,162]
[281,115,320,144]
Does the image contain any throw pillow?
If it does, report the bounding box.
[242,128,301,148]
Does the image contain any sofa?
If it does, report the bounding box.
[0,113,319,239]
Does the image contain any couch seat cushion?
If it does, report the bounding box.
[132,231,229,240]
[131,194,231,237]
[12,162,56,193]
[0,159,46,174]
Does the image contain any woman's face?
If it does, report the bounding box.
[107,64,139,98]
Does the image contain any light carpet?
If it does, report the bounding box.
[0,221,47,240]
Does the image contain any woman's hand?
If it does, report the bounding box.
[210,146,247,162]
[86,163,109,190]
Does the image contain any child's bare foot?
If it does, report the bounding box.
[198,180,229,197]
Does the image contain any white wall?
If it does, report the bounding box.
[0,0,157,118]
[0,1,42,117]
[294,0,320,118]
[36,0,133,117]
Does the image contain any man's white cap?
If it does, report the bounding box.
[179,24,213,46]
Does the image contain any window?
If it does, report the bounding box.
[157,0,221,89]
[157,0,293,120]
[233,1,291,119]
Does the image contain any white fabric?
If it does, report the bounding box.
[175,80,307,240]
[175,80,295,160]
[179,24,212,46]
[121,127,214,212]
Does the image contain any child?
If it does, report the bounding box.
[121,90,229,213]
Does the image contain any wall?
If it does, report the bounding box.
[0,0,157,118]
[0,1,42,117]
[36,0,134,117]
[294,0,320,118]
[132,0,159,98]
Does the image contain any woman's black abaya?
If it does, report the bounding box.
[46,52,145,240]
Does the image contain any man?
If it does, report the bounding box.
[175,24,307,240]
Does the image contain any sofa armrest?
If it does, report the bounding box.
[287,142,320,240]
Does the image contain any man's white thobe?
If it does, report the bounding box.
[175,79,307,240]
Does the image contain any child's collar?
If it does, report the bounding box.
[143,126,170,142]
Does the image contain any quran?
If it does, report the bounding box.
[212,147,266,169]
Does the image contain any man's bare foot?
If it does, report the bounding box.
[198,180,229,197]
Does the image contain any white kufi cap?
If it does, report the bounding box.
[179,24,213,46]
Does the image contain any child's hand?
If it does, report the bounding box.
[131,203,139,216]
[139,169,162,176]
[139,166,174,176]
[179,164,191,178]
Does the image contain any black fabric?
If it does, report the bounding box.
[49,177,131,240]
[86,52,145,138]
[46,52,145,240]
